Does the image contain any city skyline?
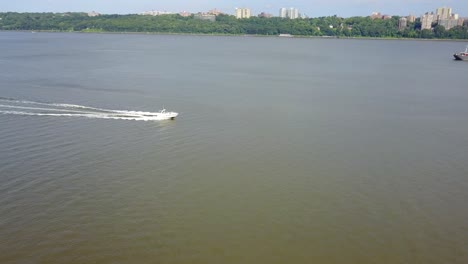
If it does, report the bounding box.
[1,0,468,18]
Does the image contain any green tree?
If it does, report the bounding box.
[434,24,446,38]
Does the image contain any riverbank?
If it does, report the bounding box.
[6,29,468,42]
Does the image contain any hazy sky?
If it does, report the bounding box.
[1,0,467,17]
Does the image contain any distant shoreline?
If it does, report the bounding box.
[2,13,467,40]
[3,30,468,42]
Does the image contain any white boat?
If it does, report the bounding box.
[453,45,468,61]
[113,108,178,121]
[142,109,178,120]
[159,109,178,120]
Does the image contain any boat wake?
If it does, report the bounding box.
[0,97,175,121]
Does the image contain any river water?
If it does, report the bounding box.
[0,32,467,263]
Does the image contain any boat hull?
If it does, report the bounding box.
[163,112,178,120]
[454,54,468,61]
[140,112,178,121]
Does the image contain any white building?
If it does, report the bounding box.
[235,8,251,19]
[279,8,287,18]
[288,8,299,19]
[279,7,299,19]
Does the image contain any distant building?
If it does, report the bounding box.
[208,9,223,16]
[421,12,435,30]
[370,12,391,20]
[179,11,192,17]
[438,19,459,30]
[431,7,462,29]
[458,18,465,27]
[279,8,287,18]
[258,12,272,18]
[436,7,452,21]
[407,15,416,23]
[139,10,172,16]
[194,13,216,22]
[235,8,251,19]
[279,7,299,19]
[398,17,407,31]
[288,8,299,19]
[87,11,100,17]
[370,12,382,19]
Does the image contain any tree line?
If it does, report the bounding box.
[1,12,467,39]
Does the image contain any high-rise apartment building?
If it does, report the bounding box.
[279,7,299,19]
[421,13,435,30]
[436,7,452,21]
[431,6,462,29]
[279,8,287,18]
[288,8,299,19]
[235,8,251,19]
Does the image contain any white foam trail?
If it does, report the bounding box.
[0,110,168,121]
[0,104,106,114]
[0,98,115,112]
[50,103,115,112]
